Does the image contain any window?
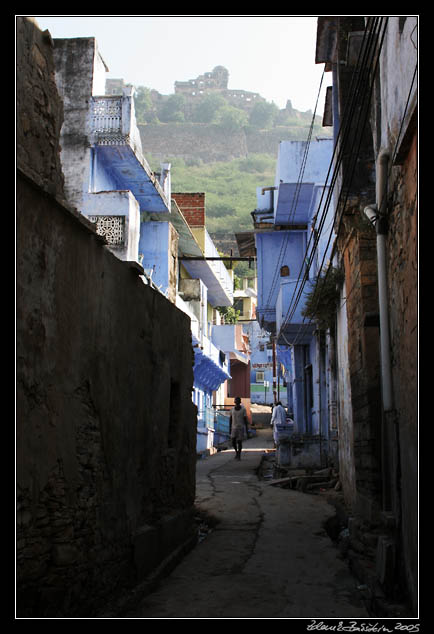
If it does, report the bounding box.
[256,371,265,383]
[234,299,244,316]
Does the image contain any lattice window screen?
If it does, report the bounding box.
[88,215,125,245]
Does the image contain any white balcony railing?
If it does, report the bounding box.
[90,93,144,160]
[91,96,123,144]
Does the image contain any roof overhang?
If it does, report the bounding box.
[182,260,233,307]
[94,144,169,213]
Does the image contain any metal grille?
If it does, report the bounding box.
[88,215,125,245]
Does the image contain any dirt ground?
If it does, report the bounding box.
[123,427,370,619]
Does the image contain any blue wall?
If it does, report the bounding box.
[256,230,306,330]
[139,221,170,294]
[91,148,124,193]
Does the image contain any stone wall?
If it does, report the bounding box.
[52,37,97,213]
[16,16,197,617]
[16,172,197,616]
[140,122,248,163]
[138,122,329,164]
[16,17,65,201]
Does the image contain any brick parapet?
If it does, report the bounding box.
[172,192,206,227]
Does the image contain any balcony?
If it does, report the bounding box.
[181,227,234,307]
[90,95,169,213]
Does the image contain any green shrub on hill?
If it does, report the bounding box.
[146,153,276,233]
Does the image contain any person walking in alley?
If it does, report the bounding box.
[229,397,249,460]
[270,401,287,446]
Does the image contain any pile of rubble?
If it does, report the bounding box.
[266,466,341,494]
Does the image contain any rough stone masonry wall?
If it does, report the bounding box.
[17,173,197,616]
[16,16,197,617]
[140,122,248,163]
[16,17,65,202]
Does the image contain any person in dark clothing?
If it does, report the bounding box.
[229,397,249,460]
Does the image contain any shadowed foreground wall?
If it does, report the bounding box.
[16,171,197,616]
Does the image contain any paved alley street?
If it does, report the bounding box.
[125,427,369,619]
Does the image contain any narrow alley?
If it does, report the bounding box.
[117,423,369,619]
[17,16,418,621]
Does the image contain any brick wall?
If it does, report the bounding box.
[387,132,418,611]
[172,192,206,227]
[337,210,383,519]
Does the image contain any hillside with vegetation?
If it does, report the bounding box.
[145,152,275,234]
[134,80,331,244]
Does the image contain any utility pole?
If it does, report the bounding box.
[272,336,277,404]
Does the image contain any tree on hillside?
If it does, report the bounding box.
[192,93,228,123]
[249,101,279,128]
[216,105,248,131]
[134,86,157,123]
[159,94,186,122]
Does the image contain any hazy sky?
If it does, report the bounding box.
[32,15,332,114]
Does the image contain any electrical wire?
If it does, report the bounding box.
[289,19,417,349]
[288,17,389,346]
[262,69,326,313]
[277,17,384,338]
[276,17,387,344]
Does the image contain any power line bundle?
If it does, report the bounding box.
[277,17,390,345]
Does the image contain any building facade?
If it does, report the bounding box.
[50,36,235,456]
[253,138,334,449]
[172,192,235,453]
[315,16,418,613]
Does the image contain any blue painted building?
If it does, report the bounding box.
[253,138,334,445]
[52,37,233,454]
[170,193,234,453]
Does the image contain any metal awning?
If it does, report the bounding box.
[192,335,231,391]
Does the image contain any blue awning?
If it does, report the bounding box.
[192,336,231,391]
